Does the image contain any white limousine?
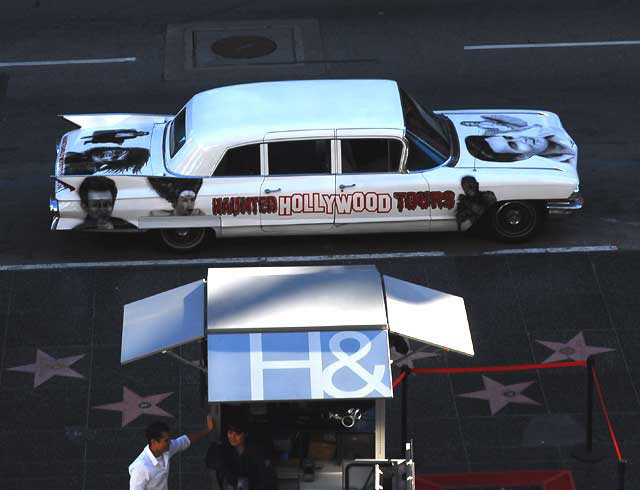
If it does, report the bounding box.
[51,79,582,251]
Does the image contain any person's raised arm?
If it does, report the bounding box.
[187,415,216,445]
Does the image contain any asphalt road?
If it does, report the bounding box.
[0,0,639,264]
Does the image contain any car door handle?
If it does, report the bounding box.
[339,184,356,189]
[264,188,281,194]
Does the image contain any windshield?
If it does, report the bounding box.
[170,108,187,158]
[399,89,451,162]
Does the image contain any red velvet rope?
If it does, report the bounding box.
[392,370,407,389]
[398,360,622,461]
[410,360,586,374]
[592,367,623,461]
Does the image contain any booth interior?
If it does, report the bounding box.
[212,399,378,490]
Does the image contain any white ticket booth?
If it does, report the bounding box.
[120,265,474,490]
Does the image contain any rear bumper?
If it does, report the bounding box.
[546,192,584,215]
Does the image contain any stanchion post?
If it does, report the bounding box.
[572,356,605,462]
[618,459,627,490]
[401,367,410,457]
[585,356,594,452]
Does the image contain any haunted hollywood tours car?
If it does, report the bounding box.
[50,79,583,251]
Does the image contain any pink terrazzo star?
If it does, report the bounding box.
[391,346,439,369]
[6,349,85,387]
[93,386,174,427]
[536,332,614,363]
[458,375,540,415]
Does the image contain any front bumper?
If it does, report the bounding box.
[546,192,584,215]
[50,197,59,230]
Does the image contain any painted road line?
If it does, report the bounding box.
[482,245,618,255]
[0,57,137,67]
[0,246,619,271]
[464,40,640,50]
[0,252,446,271]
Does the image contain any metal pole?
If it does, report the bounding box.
[200,339,208,408]
[572,356,604,462]
[162,349,208,373]
[585,357,594,452]
[401,367,409,457]
[618,460,627,490]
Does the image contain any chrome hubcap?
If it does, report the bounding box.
[494,201,537,240]
[506,210,522,226]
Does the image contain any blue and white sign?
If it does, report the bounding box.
[208,330,392,402]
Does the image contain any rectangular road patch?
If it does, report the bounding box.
[164,19,324,80]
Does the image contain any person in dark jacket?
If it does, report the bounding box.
[206,419,276,490]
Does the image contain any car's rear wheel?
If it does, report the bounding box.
[159,228,207,253]
[490,201,541,242]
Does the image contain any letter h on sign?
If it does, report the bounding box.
[249,332,324,399]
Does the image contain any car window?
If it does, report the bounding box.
[170,109,186,158]
[405,132,447,171]
[399,88,450,159]
[340,139,402,173]
[267,140,331,175]
[214,144,261,176]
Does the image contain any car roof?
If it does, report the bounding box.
[167,79,405,176]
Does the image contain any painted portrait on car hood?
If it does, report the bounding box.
[461,114,577,166]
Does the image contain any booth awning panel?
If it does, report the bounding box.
[121,280,205,364]
[383,275,474,356]
[207,266,387,333]
[207,329,392,402]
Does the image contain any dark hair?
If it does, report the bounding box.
[460,175,478,188]
[226,418,248,434]
[64,148,150,175]
[147,177,203,206]
[78,176,117,206]
[93,147,150,174]
[146,421,170,443]
[465,135,528,163]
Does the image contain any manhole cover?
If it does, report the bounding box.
[211,35,277,59]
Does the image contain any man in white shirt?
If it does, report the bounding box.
[129,415,215,490]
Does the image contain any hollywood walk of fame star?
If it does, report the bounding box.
[457,375,540,415]
[536,332,614,363]
[6,349,85,388]
[391,346,439,369]
[93,386,174,427]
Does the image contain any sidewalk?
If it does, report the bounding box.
[1,251,639,489]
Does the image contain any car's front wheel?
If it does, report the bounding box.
[490,201,542,242]
[159,228,207,253]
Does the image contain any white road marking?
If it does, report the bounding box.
[0,57,137,67]
[0,246,618,271]
[465,40,640,50]
[0,252,445,271]
[483,245,618,255]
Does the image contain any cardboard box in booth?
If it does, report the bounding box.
[308,431,337,461]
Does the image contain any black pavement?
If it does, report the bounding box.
[1,251,639,489]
